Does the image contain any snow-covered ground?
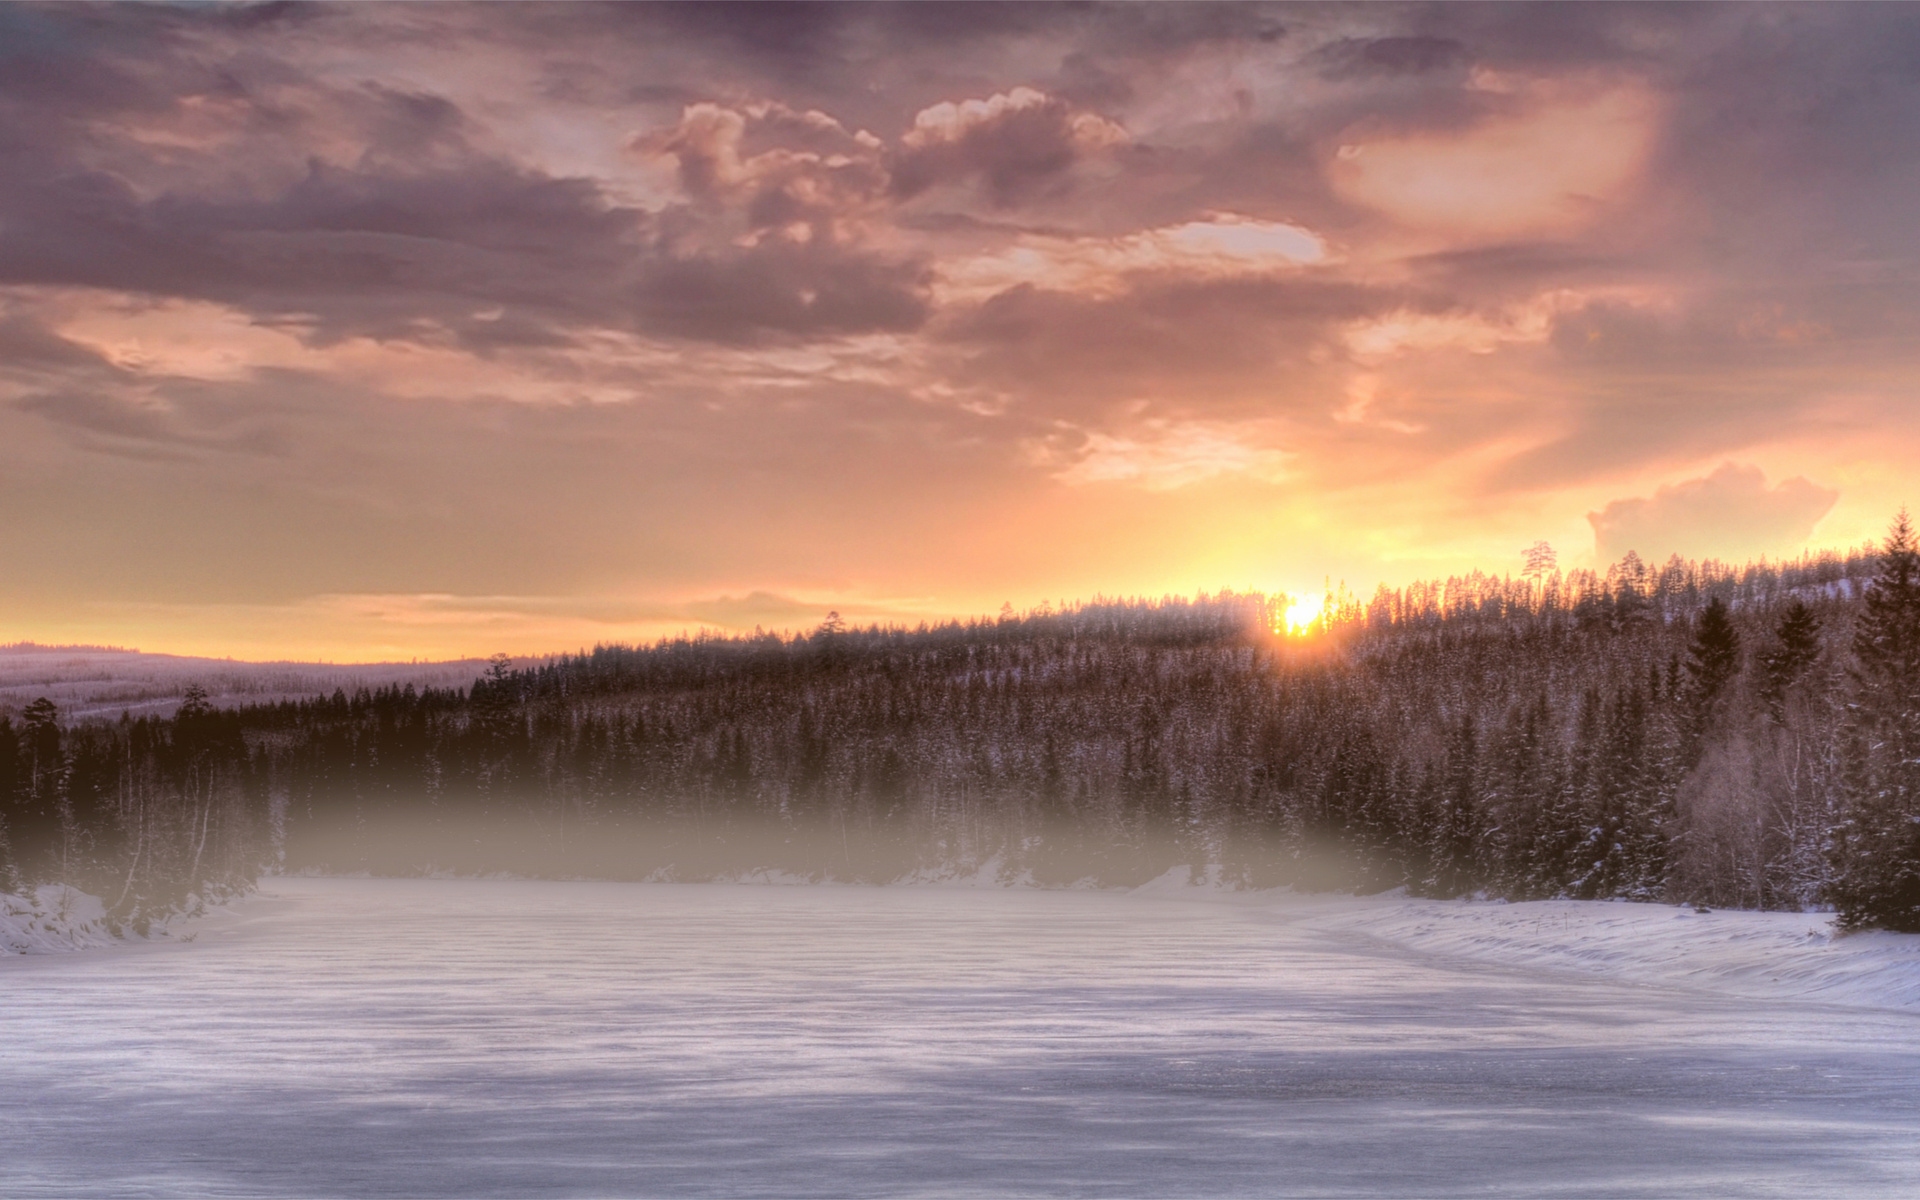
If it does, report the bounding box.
[4,878,1919,1198]
[0,885,115,955]
[1301,892,1920,1014]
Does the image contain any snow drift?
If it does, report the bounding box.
[1303,894,1920,1012]
[0,886,114,955]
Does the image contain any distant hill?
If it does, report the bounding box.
[7,526,1920,935]
[0,644,520,722]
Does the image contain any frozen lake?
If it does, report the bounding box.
[5,878,1920,1198]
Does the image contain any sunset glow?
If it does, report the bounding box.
[0,4,1911,660]
[1283,595,1324,635]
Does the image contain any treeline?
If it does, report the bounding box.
[5,519,1920,930]
[0,690,271,933]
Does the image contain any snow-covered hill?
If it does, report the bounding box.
[0,643,517,721]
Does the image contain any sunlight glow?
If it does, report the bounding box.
[1283,595,1323,635]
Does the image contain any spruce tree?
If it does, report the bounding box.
[1830,511,1920,930]
[1760,601,1822,722]
[1427,714,1480,898]
[15,698,63,879]
[1680,596,1741,764]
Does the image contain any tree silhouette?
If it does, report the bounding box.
[1522,541,1557,581]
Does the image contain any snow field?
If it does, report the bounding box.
[4,877,1919,1197]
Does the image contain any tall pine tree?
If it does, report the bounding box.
[1760,601,1822,722]
[1830,512,1920,930]
[1681,596,1741,763]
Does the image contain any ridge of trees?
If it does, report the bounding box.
[4,522,1919,931]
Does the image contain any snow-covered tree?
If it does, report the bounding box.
[1830,512,1920,930]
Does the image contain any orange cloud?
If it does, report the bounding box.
[937,214,1326,303]
[1329,80,1658,238]
[1588,464,1840,565]
[1029,419,1292,491]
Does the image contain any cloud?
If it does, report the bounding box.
[892,87,1129,206]
[676,590,827,630]
[1031,419,1291,490]
[307,589,846,633]
[0,314,113,374]
[6,2,1920,657]
[644,101,887,211]
[936,213,1325,303]
[1341,296,1567,362]
[1588,463,1839,565]
[15,391,189,448]
[936,272,1381,425]
[1328,80,1658,238]
[1314,36,1470,80]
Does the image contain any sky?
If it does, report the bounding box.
[1,1,1915,661]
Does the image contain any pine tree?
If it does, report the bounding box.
[1829,511,1920,930]
[1426,714,1480,897]
[14,698,63,879]
[0,717,20,889]
[1681,596,1741,762]
[1755,600,1832,907]
[1760,601,1822,722]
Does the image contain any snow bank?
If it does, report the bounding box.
[1307,895,1920,1012]
[0,886,226,954]
[0,885,115,955]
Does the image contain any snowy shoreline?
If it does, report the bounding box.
[0,886,222,955]
[0,886,116,955]
[1301,895,1920,1014]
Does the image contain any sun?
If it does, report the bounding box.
[1283,594,1323,635]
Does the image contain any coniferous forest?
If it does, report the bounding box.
[6,516,1920,933]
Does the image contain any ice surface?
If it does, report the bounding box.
[5,878,1920,1198]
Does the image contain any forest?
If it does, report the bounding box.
[4,516,1918,932]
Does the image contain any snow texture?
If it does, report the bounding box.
[0,885,113,955]
[4,877,1920,1198]
[1303,894,1920,1013]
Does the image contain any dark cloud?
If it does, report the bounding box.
[1389,2,1717,73]
[0,315,112,373]
[12,388,291,461]
[940,275,1386,423]
[0,124,928,348]
[1588,463,1839,565]
[0,158,621,342]
[1314,36,1469,79]
[0,8,937,348]
[16,392,185,446]
[531,2,1288,70]
[633,248,930,343]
